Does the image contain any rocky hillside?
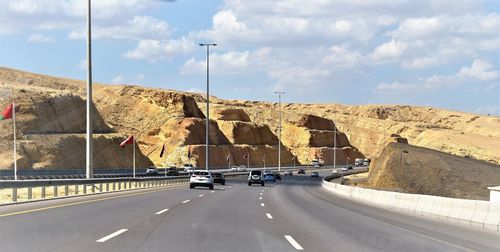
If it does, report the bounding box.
[365,142,500,200]
[0,66,499,172]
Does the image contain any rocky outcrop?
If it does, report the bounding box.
[365,143,500,200]
[213,108,251,122]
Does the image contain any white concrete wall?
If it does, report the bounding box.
[322,180,500,232]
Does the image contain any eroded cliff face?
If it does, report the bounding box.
[1,66,499,171]
[0,67,153,170]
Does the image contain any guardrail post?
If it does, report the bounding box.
[83,184,87,194]
[106,183,109,192]
[65,185,69,196]
[134,181,137,188]
[99,183,103,193]
[41,186,46,199]
[54,186,58,198]
[91,184,95,193]
[129,181,132,189]
[118,182,121,190]
[12,188,17,202]
[28,187,32,200]
[75,185,79,195]
[113,182,116,191]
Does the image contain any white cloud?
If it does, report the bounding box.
[181,50,250,75]
[322,44,363,66]
[458,59,498,81]
[27,33,55,43]
[402,57,441,69]
[371,39,408,62]
[110,75,124,84]
[134,74,145,80]
[69,16,171,41]
[124,37,195,62]
[393,17,443,40]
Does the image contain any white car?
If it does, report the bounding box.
[237,165,247,172]
[332,169,339,174]
[230,166,238,172]
[341,167,348,171]
[190,170,214,189]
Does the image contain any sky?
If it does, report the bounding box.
[0,0,499,115]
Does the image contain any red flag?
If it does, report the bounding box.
[0,103,13,120]
[226,154,230,162]
[187,146,191,159]
[243,154,248,159]
[120,135,134,148]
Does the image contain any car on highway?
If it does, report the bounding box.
[273,172,282,180]
[341,167,348,171]
[284,170,293,176]
[248,170,264,186]
[311,171,319,177]
[263,173,276,182]
[211,172,225,185]
[166,166,179,176]
[237,165,247,172]
[146,166,158,176]
[332,169,339,174]
[183,164,195,173]
[298,168,305,174]
[347,166,353,170]
[190,170,214,189]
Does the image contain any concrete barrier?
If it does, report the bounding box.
[483,203,500,231]
[321,179,498,232]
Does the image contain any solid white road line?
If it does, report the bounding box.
[261,203,265,207]
[181,200,190,204]
[96,229,128,243]
[155,209,169,215]
[198,194,204,197]
[284,235,304,250]
[266,213,273,219]
[210,191,215,193]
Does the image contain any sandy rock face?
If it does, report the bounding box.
[213,108,251,122]
[366,143,500,200]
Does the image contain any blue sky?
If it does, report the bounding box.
[0,0,499,115]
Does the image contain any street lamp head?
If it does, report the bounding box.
[199,43,218,47]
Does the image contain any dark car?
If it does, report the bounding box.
[166,167,179,176]
[284,170,293,176]
[146,166,158,176]
[298,168,305,174]
[273,172,281,180]
[310,171,319,177]
[212,172,226,185]
[347,166,353,170]
[248,170,264,186]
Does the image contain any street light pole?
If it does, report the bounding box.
[86,0,93,179]
[199,43,217,171]
[275,91,285,172]
[333,122,337,170]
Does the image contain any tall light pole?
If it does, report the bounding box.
[275,91,285,172]
[86,0,93,179]
[199,43,217,171]
[333,121,337,170]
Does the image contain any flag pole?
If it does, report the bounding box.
[247,152,249,169]
[133,138,136,178]
[13,101,17,181]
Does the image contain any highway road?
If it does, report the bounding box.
[0,170,498,252]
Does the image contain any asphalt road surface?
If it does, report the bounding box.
[0,170,498,252]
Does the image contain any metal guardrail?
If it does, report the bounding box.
[0,166,358,205]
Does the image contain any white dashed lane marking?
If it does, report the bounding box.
[181,200,190,204]
[261,203,265,207]
[266,213,273,219]
[96,229,128,243]
[198,194,204,198]
[284,235,304,250]
[155,209,169,215]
